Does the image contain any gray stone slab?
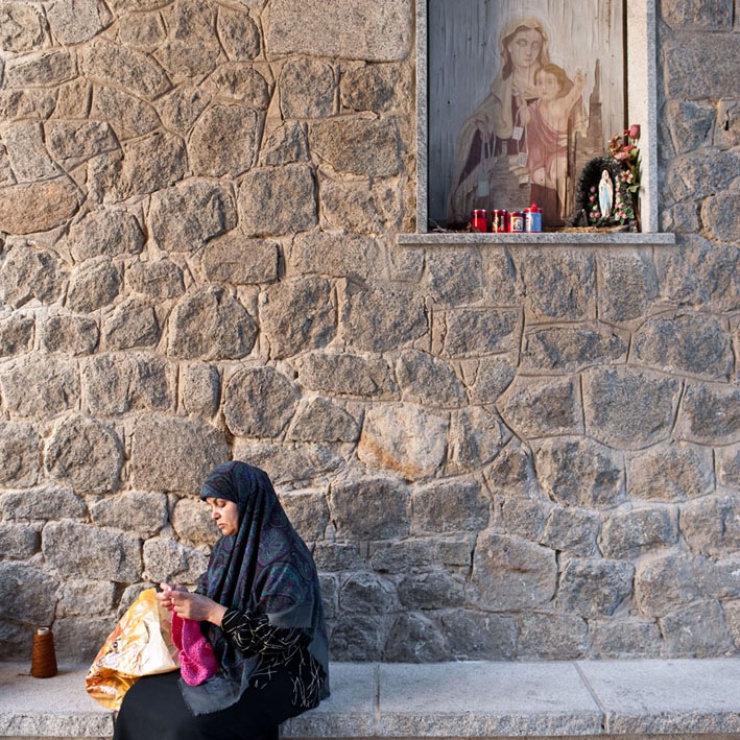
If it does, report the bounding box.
[577,658,740,735]
[377,662,603,737]
[0,663,113,737]
[282,663,377,738]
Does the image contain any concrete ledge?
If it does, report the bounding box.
[1,659,739,739]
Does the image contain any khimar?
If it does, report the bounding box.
[179,461,330,715]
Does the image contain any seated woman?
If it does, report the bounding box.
[114,461,330,740]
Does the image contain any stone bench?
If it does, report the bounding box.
[1,659,739,739]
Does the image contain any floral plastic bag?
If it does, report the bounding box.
[85,588,179,709]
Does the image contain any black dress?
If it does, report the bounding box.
[113,610,323,740]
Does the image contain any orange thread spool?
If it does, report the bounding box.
[31,627,58,678]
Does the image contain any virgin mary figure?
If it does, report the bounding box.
[448,17,550,225]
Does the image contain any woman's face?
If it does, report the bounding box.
[205,497,239,536]
[507,28,543,70]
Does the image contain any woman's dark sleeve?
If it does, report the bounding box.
[221,609,309,657]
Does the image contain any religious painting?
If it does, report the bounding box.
[427,0,626,230]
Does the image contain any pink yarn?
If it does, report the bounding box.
[170,613,219,686]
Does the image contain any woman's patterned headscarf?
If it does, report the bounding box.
[180,461,329,715]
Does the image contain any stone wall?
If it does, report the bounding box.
[0,0,738,663]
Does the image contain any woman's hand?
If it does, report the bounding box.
[169,590,228,626]
[157,583,188,612]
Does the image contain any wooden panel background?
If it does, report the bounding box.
[429,0,625,229]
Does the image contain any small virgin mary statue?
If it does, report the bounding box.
[598,170,614,219]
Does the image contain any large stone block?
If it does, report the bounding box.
[518,612,588,659]
[468,356,517,405]
[0,421,40,488]
[558,558,634,618]
[439,609,517,660]
[664,100,716,153]
[238,165,316,236]
[339,571,400,614]
[540,506,600,557]
[591,619,663,659]
[626,442,714,501]
[81,40,171,99]
[661,0,734,28]
[600,506,679,560]
[675,383,740,445]
[277,489,330,544]
[126,259,185,301]
[501,495,551,541]
[264,0,413,61]
[45,414,122,493]
[46,0,112,44]
[91,86,161,138]
[318,174,403,234]
[167,286,257,360]
[340,63,412,114]
[664,35,740,99]
[424,248,483,307]
[329,613,387,661]
[497,377,582,439]
[666,151,740,201]
[261,121,309,166]
[410,477,489,535]
[395,350,466,407]
[0,354,80,418]
[329,476,410,540]
[115,131,188,199]
[172,496,220,547]
[4,49,76,88]
[143,537,210,584]
[2,121,60,182]
[217,6,260,60]
[82,353,173,414]
[189,104,262,177]
[339,281,428,353]
[656,238,739,312]
[472,532,557,611]
[0,486,87,521]
[46,120,119,169]
[130,414,230,493]
[369,538,436,573]
[260,277,336,359]
[715,98,740,150]
[660,600,732,658]
[384,612,449,662]
[681,494,740,557]
[181,362,220,419]
[716,444,740,488]
[201,233,279,285]
[287,398,360,444]
[522,250,596,321]
[43,521,141,582]
[0,562,58,624]
[398,570,465,611]
[90,492,168,538]
[287,231,383,283]
[67,209,144,262]
[0,177,82,235]
[67,256,121,313]
[156,0,220,77]
[0,523,38,559]
[223,366,300,438]
[701,191,740,242]
[56,579,116,618]
[633,312,733,381]
[310,117,403,176]
[0,2,48,52]
[0,89,57,120]
[582,367,681,449]
[440,308,521,357]
[158,85,211,135]
[233,442,344,487]
[533,437,625,509]
[634,550,705,618]
[293,351,398,399]
[0,313,35,356]
[448,406,510,473]
[102,297,160,351]
[357,404,448,480]
[521,325,627,373]
[280,57,335,118]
